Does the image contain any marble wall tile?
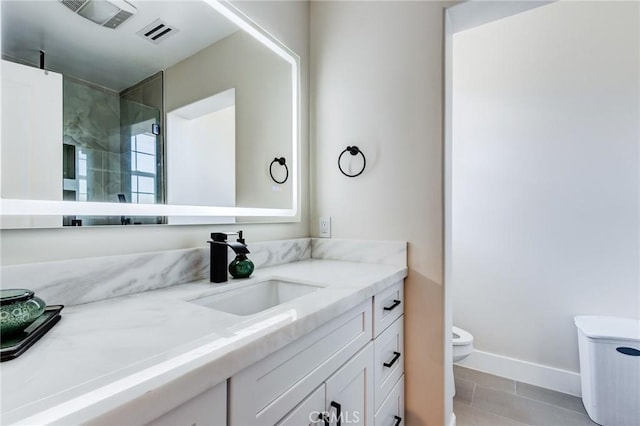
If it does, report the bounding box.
[87,169,105,200]
[86,148,104,171]
[311,238,407,267]
[105,171,122,200]
[106,152,121,174]
[63,78,120,152]
[0,238,311,307]
[121,72,163,111]
[0,248,208,307]
[0,238,407,307]
[249,238,311,268]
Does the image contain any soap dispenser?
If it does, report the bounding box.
[229,231,254,279]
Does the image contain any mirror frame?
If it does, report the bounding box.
[0,0,299,221]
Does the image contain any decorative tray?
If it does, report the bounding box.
[1,305,64,362]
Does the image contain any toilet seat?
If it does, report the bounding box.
[452,326,473,346]
[450,326,474,401]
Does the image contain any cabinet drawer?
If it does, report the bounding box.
[374,316,404,410]
[374,375,404,426]
[230,300,372,425]
[276,384,325,426]
[373,281,404,337]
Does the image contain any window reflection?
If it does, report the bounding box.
[130,133,157,204]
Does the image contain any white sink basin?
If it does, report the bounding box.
[190,279,324,316]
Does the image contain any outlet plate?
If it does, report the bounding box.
[319,216,331,238]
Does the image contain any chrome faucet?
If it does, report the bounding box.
[208,232,250,283]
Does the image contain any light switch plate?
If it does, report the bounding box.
[319,216,331,238]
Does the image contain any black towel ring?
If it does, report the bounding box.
[338,146,366,177]
[269,157,289,184]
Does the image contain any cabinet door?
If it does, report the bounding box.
[325,342,374,426]
[277,384,326,426]
[1,59,62,228]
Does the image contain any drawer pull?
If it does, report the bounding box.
[331,401,342,426]
[383,300,401,311]
[393,415,402,426]
[323,412,330,426]
[383,351,401,368]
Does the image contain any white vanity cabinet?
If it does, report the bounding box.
[324,342,375,425]
[95,380,227,426]
[229,280,405,426]
[373,281,405,426]
[229,299,373,425]
[373,282,404,337]
[375,376,405,426]
[146,381,226,426]
[277,344,374,426]
[374,316,404,410]
[276,384,326,426]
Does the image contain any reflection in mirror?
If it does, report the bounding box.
[167,88,236,225]
[60,72,165,226]
[0,0,297,228]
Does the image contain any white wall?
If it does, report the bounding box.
[452,0,639,382]
[166,106,236,224]
[0,1,309,265]
[311,2,449,424]
[165,29,292,210]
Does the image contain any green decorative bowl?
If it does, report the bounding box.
[1,289,46,336]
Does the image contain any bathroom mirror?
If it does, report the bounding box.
[0,0,298,228]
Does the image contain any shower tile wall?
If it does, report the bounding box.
[63,78,122,205]
[62,74,163,226]
[120,72,163,111]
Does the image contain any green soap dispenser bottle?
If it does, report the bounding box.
[229,231,254,279]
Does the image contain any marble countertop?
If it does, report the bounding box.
[1,259,407,425]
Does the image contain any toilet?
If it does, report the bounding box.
[449,326,474,400]
[452,326,474,362]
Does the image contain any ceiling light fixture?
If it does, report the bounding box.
[60,0,137,29]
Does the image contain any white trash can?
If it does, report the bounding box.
[574,316,640,426]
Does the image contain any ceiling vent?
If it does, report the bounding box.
[60,0,85,12]
[60,0,137,29]
[137,20,179,44]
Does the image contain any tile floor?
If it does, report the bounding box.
[453,365,598,426]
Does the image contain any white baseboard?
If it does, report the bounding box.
[457,349,582,397]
